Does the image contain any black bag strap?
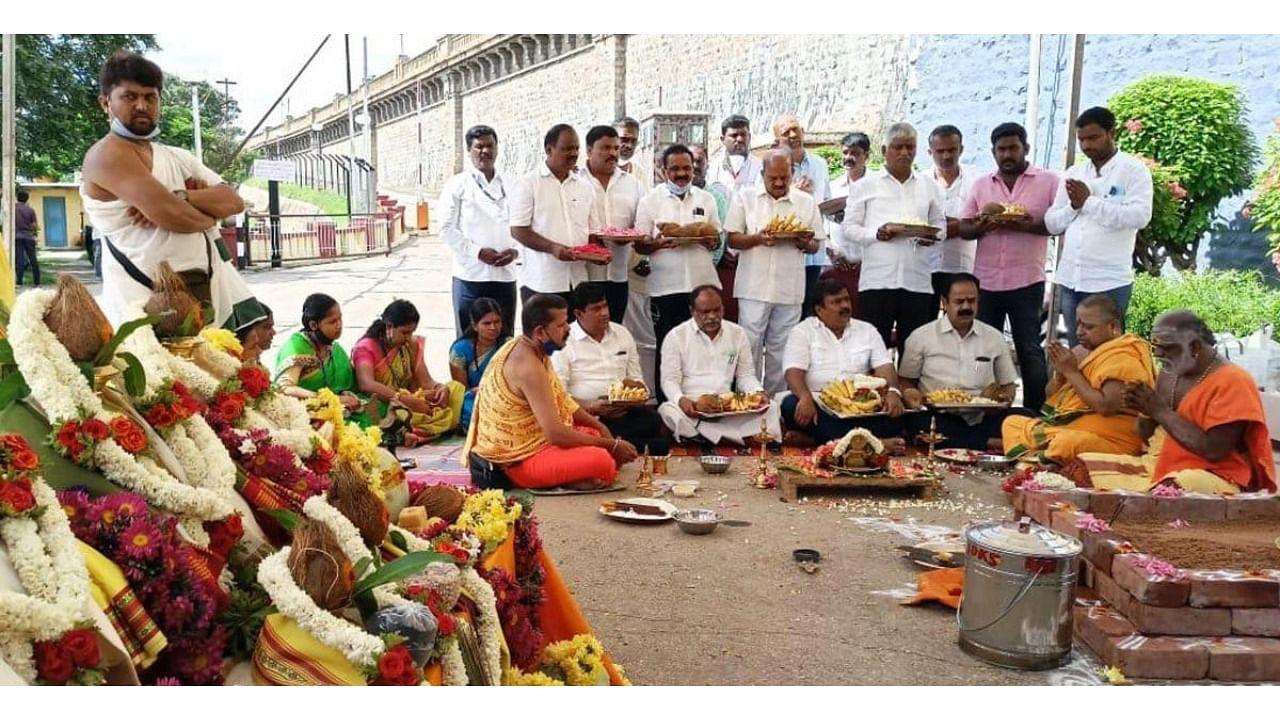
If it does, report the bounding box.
[104,237,155,291]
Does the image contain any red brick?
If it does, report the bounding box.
[1021,491,1056,526]
[1111,554,1191,607]
[1106,633,1209,680]
[1127,602,1232,636]
[1148,496,1227,523]
[1073,603,1136,665]
[1233,608,1280,637]
[1187,570,1280,609]
[1010,488,1027,515]
[1207,637,1280,682]
[1086,491,1156,522]
[1224,494,1280,521]
[1090,565,1133,616]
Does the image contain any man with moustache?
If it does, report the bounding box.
[708,114,763,192]
[772,114,832,319]
[614,116,651,189]
[960,122,1058,411]
[899,273,1017,450]
[510,123,604,307]
[924,125,974,306]
[823,132,871,314]
[581,125,642,323]
[441,124,519,338]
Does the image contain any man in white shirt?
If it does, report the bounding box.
[510,123,605,307]
[580,125,642,323]
[615,116,651,190]
[552,283,668,455]
[899,273,1018,450]
[440,124,518,338]
[822,132,871,315]
[780,279,906,445]
[726,150,826,396]
[1046,106,1153,346]
[925,125,974,306]
[708,114,763,193]
[772,114,833,319]
[659,285,783,445]
[634,144,723,398]
[842,122,947,356]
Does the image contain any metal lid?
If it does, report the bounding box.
[965,519,1082,558]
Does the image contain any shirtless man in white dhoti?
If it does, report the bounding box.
[80,51,268,331]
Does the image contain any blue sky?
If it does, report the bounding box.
[153,33,439,133]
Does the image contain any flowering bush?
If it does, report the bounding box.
[1248,119,1280,261]
[1127,270,1280,340]
[1110,75,1258,272]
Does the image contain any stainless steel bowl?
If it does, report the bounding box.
[699,456,732,474]
[674,509,721,535]
[977,454,1015,471]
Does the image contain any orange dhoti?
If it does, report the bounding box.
[504,427,618,489]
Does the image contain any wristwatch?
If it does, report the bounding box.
[887,387,903,397]
[174,189,190,202]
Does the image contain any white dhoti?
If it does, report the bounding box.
[81,143,268,331]
[658,401,782,445]
[737,299,801,396]
[624,282,657,393]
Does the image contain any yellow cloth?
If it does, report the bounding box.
[463,338,579,467]
[1081,430,1243,495]
[1003,334,1156,463]
[251,613,369,686]
[79,541,167,670]
[398,380,467,439]
[0,237,13,313]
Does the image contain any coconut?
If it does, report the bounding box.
[143,261,203,338]
[288,519,355,611]
[981,201,1006,217]
[414,485,465,524]
[44,275,112,362]
[328,458,390,548]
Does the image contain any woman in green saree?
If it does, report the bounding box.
[274,293,367,421]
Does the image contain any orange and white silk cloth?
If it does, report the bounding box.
[462,338,579,467]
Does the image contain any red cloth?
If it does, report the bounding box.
[505,426,618,489]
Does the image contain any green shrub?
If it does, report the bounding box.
[1247,119,1280,255]
[814,145,885,181]
[1132,158,1188,272]
[1128,270,1280,340]
[1110,75,1258,271]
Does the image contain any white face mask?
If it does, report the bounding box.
[110,112,161,140]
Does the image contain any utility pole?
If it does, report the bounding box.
[361,36,374,215]
[344,34,356,217]
[1046,34,1086,348]
[191,84,203,162]
[215,77,237,130]
[3,34,16,304]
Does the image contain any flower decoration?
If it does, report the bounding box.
[1074,513,1111,534]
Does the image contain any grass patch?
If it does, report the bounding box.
[242,178,350,217]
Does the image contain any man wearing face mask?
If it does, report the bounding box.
[709,115,763,192]
[464,293,639,491]
[80,51,266,332]
[634,144,723,398]
[899,273,1017,450]
[614,116,651,190]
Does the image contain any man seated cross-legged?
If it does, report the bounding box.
[463,293,639,490]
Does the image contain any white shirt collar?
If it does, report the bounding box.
[570,321,613,343]
[939,314,975,338]
[755,186,795,203]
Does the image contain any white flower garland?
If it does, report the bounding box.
[194,342,240,381]
[240,407,316,459]
[8,290,233,524]
[0,481,93,683]
[303,496,373,575]
[833,427,885,458]
[258,392,313,438]
[256,548,384,670]
[460,566,503,685]
[166,353,221,400]
[441,638,467,686]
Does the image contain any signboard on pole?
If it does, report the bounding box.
[251,159,296,184]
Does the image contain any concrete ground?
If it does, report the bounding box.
[38,236,1105,686]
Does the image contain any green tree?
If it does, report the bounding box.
[1247,119,1280,258]
[7,34,158,180]
[1109,75,1258,272]
[156,74,252,183]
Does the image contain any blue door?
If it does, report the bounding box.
[43,196,68,248]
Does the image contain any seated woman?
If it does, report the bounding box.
[448,298,506,432]
[236,308,275,365]
[352,299,465,445]
[275,293,368,424]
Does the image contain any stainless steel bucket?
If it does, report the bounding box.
[957,518,1083,670]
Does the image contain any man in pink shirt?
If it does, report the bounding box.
[959,122,1058,411]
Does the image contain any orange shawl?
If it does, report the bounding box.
[1153,363,1277,492]
[462,338,579,466]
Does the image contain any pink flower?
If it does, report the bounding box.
[1020,479,1045,492]
[1075,512,1111,534]
[1150,482,1184,498]
[1132,555,1184,580]
[1125,118,1144,134]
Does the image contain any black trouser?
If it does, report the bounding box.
[602,280,629,324]
[15,237,40,286]
[801,265,824,319]
[857,288,936,357]
[520,286,575,309]
[978,282,1048,412]
[601,406,669,456]
[780,394,904,444]
[453,277,517,338]
[650,292,692,402]
[905,410,1007,451]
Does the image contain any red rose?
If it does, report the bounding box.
[146,404,176,428]
[35,642,74,684]
[55,421,81,448]
[376,646,410,682]
[62,629,100,667]
[171,381,189,397]
[436,612,456,636]
[66,440,87,463]
[0,482,36,514]
[8,446,40,472]
[110,418,148,454]
[82,419,110,442]
[237,367,271,398]
[181,395,204,417]
[215,394,246,423]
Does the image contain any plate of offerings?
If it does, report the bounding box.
[598,497,677,524]
[695,391,770,418]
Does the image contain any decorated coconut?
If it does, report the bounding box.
[327,458,390,548]
[287,519,355,612]
[43,275,113,362]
